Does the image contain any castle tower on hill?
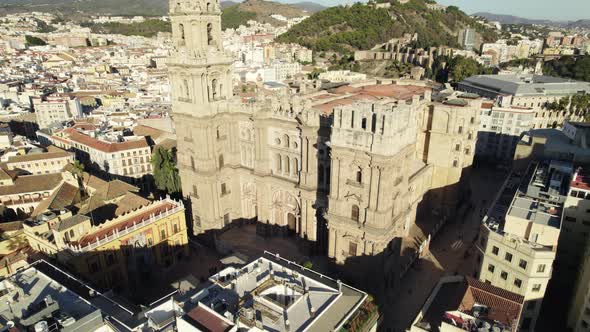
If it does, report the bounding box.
[168,0,481,265]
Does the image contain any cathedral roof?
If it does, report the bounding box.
[310,83,430,115]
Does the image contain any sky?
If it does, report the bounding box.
[274,0,590,21]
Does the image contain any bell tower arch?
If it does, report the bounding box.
[168,0,236,235]
[169,0,232,113]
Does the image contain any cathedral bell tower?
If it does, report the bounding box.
[168,0,236,234]
[168,0,233,116]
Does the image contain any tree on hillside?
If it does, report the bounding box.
[429,56,492,83]
[25,35,47,46]
[544,56,590,83]
[449,56,482,82]
[152,146,182,196]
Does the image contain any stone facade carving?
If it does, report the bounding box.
[168,0,481,264]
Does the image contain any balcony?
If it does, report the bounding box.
[65,199,184,254]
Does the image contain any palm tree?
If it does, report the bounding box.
[69,160,86,199]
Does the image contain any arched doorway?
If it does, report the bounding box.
[287,213,296,234]
[271,190,300,236]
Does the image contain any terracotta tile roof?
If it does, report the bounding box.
[459,277,524,326]
[0,173,63,196]
[31,181,81,217]
[572,168,590,191]
[0,221,23,233]
[6,148,72,164]
[184,305,233,332]
[0,168,13,181]
[59,128,149,153]
[311,84,430,115]
[133,125,165,140]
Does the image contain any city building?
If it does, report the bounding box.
[568,225,590,332]
[410,275,524,332]
[458,75,590,109]
[0,262,115,332]
[23,195,188,289]
[167,0,481,267]
[33,94,83,129]
[184,252,378,332]
[0,172,65,214]
[458,28,481,51]
[474,160,573,331]
[559,167,590,271]
[39,127,152,183]
[4,145,74,175]
[1,259,185,331]
[0,122,14,149]
[318,70,367,82]
[514,123,590,172]
[477,103,535,161]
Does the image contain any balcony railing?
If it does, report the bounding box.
[66,198,184,254]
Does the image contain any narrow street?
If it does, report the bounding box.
[381,166,507,332]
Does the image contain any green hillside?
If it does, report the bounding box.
[221,5,257,30]
[276,0,499,53]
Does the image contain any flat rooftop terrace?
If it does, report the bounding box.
[189,252,367,332]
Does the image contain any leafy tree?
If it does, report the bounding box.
[34,18,56,33]
[307,68,325,80]
[544,56,590,83]
[81,19,171,37]
[25,35,47,46]
[449,56,481,82]
[69,160,87,199]
[428,55,491,83]
[151,146,182,196]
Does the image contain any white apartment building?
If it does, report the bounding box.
[477,103,535,161]
[319,70,367,82]
[39,127,152,181]
[475,160,573,331]
[272,61,301,81]
[33,95,83,129]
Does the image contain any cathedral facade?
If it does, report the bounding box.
[168,0,482,264]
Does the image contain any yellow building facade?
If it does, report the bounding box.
[24,197,188,289]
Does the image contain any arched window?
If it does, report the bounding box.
[69,229,74,239]
[275,153,282,172]
[182,79,189,98]
[371,113,377,133]
[283,134,290,148]
[283,155,290,174]
[211,78,218,100]
[291,157,298,175]
[207,23,213,45]
[356,167,362,183]
[361,117,367,130]
[191,156,195,170]
[179,23,185,41]
[219,154,224,168]
[207,2,211,11]
[351,205,360,222]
